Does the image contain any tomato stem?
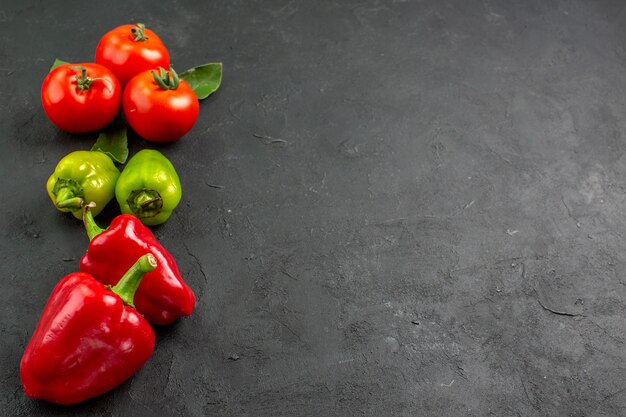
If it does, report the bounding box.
[131,23,149,41]
[151,67,180,90]
[71,66,111,92]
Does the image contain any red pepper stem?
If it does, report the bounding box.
[83,202,105,241]
[111,254,157,308]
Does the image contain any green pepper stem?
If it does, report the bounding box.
[110,254,157,308]
[54,184,83,210]
[56,197,84,209]
[127,189,163,219]
[83,202,105,241]
[140,197,163,209]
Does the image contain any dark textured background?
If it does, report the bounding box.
[2,0,626,416]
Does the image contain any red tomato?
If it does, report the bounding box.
[123,69,199,143]
[95,23,170,87]
[41,63,121,133]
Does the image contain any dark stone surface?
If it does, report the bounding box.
[2,0,626,415]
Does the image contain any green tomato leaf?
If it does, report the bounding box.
[50,58,69,72]
[180,63,222,100]
[91,116,129,164]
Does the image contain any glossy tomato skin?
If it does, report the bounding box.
[41,63,121,133]
[123,70,199,143]
[95,25,170,87]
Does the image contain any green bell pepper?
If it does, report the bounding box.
[115,149,182,226]
[47,150,121,219]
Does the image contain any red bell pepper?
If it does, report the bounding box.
[80,202,196,325]
[20,254,157,405]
